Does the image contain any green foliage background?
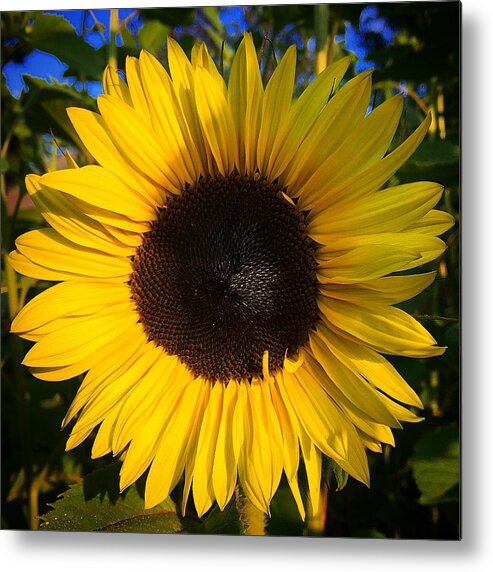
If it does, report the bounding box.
[1,3,460,538]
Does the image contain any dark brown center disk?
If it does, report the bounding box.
[130,173,319,382]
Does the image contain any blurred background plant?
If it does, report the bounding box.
[1,3,460,537]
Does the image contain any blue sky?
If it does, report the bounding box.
[2,6,391,98]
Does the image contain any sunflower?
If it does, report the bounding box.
[9,34,454,520]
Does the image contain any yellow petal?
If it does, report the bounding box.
[111,356,187,454]
[68,195,150,234]
[283,351,305,373]
[192,43,227,97]
[268,56,350,180]
[236,383,269,513]
[63,330,150,428]
[167,37,211,174]
[102,65,132,105]
[286,475,306,521]
[317,231,446,276]
[30,360,92,382]
[242,381,283,509]
[298,426,322,517]
[302,112,433,209]
[257,45,297,173]
[194,65,238,175]
[330,427,370,486]
[23,301,137,368]
[92,404,122,458]
[309,366,395,446]
[270,382,300,481]
[67,107,167,205]
[145,377,209,508]
[26,175,136,256]
[125,56,150,120]
[12,280,130,335]
[317,323,423,408]
[316,244,422,284]
[181,379,212,515]
[297,94,404,209]
[260,382,284,500]
[300,354,372,484]
[9,250,97,282]
[118,360,191,490]
[40,166,157,221]
[319,297,445,358]
[139,50,203,183]
[283,71,372,191]
[167,36,194,89]
[15,229,132,279]
[212,380,239,510]
[320,272,436,305]
[228,33,264,173]
[98,95,182,193]
[310,332,401,426]
[232,380,247,463]
[192,382,224,516]
[405,209,455,236]
[277,370,348,461]
[307,182,444,240]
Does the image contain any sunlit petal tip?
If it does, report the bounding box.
[25,173,41,192]
[262,350,271,381]
[283,351,305,374]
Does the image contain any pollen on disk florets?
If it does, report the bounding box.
[130,172,319,382]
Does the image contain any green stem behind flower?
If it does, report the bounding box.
[108,9,119,69]
[236,486,266,535]
[315,4,329,74]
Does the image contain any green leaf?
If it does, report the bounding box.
[401,139,459,168]
[395,139,459,186]
[258,5,315,34]
[22,76,95,148]
[409,424,459,505]
[1,156,10,174]
[119,24,139,56]
[15,208,43,225]
[138,20,168,55]
[139,8,196,27]
[26,14,105,80]
[201,499,244,535]
[202,7,224,33]
[268,479,304,536]
[329,459,349,491]
[40,464,187,533]
[40,462,249,533]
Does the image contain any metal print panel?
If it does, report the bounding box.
[1,2,460,539]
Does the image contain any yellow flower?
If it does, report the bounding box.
[10,34,454,519]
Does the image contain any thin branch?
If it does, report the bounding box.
[88,10,107,44]
[263,36,277,67]
[373,80,429,117]
[414,314,459,323]
[220,39,225,76]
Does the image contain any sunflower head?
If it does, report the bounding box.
[10,33,454,520]
[130,172,319,382]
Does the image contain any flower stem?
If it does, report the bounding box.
[315,4,329,74]
[326,18,339,66]
[108,8,119,69]
[236,486,266,535]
